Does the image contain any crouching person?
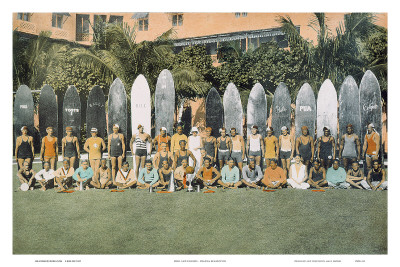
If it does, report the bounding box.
[174,158,189,190]
[361,159,387,191]
[137,159,160,189]
[326,159,350,189]
[54,159,74,190]
[242,158,263,189]
[72,160,94,190]
[346,161,365,189]
[308,160,328,189]
[17,161,36,190]
[195,157,222,189]
[35,161,55,191]
[287,155,310,189]
[220,157,242,189]
[91,158,113,189]
[113,161,136,189]
[261,159,286,189]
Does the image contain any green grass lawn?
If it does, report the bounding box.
[13,163,387,255]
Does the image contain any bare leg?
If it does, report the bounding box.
[135,155,141,179]
[49,157,57,171]
[265,158,271,169]
[219,160,224,170]
[346,178,363,189]
[117,156,123,170]
[69,157,76,169]
[111,157,117,179]
[17,158,25,169]
[255,156,261,169]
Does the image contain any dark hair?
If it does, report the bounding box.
[227,157,234,162]
[372,159,380,165]
[230,127,236,132]
[332,159,340,164]
[122,161,129,166]
[179,139,187,144]
[43,161,50,165]
[203,157,211,163]
[270,158,277,163]
[145,159,153,165]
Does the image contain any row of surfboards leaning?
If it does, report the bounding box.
[13,69,383,147]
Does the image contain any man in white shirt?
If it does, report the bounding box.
[114,161,137,189]
[35,161,55,191]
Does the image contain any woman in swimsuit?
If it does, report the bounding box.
[40,126,58,171]
[17,161,36,190]
[61,126,80,169]
[15,126,34,169]
[108,124,125,179]
[130,124,152,179]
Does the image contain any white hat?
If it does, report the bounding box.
[368,123,375,128]
[91,128,98,132]
[281,126,288,131]
[113,124,119,129]
[190,127,199,134]
[160,127,167,132]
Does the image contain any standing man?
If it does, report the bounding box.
[308,160,328,189]
[339,124,361,171]
[264,127,279,168]
[326,159,349,189]
[54,159,74,190]
[203,127,217,165]
[278,126,294,175]
[153,127,171,152]
[108,124,126,180]
[217,128,232,169]
[247,125,264,169]
[130,124,152,179]
[170,125,188,154]
[84,128,106,175]
[113,161,137,189]
[91,158,112,189]
[296,126,314,169]
[230,128,246,174]
[137,159,160,189]
[241,158,263,189]
[261,159,286,189]
[317,127,335,170]
[363,123,380,173]
[220,158,242,189]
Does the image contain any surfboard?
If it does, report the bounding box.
[205,87,224,138]
[181,100,192,137]
[86,85,106,139]
[316,79,338,140]
[108,78,127,141]
[39,85,58,139]
[295,83,316,139]
[247,83,267,138]
[359,70,382,148]
[62,85,81,139]
[223,83,243,136]
[338,75,361,140]
[13,85,35,142]
[271,82,291,138]
[131,74,151,136]
[155,69,175,137]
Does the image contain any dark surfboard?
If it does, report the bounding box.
[155,69,175,137]
[295,83,316,139]
[180,100,192,137]
[206,87,224,138]
[247,83,267,138]
[86,85,106,139]
[39,85,58,139]
[223,83,243,136]
[271,82,291,138]
[108,78,127,140]
[62,85,81,139]
[359,70,382,148]
[317,79,337,140]
[13,85,35,145]
[339,76,361,140]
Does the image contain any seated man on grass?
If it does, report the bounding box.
[91,158,112,189]
[241,158,263,189]
[34,161,55,191]
[158,159,173,190]
[361,159,387,191]
[137,159,160,189]
[326,159,349,189]
[308,160,328,189]
[174,158,189,190]
[220,157,242,189]
[54,159,74,190]
[346,160,365,189]
[72,160,94,190]
[195,157,222,189]
[17,161,36,191]
[261,158,286,189]
[113,161,137,189]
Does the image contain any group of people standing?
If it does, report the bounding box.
[14,120,386,192]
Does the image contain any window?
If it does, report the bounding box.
[94,15,107,23]
[138,18,148,31]
[17,13,31,21]
[76,14,90,41]
[52,13,64,28]
[109,15,123,24]
[235,13,248,18]
[235,13,241,18]
[172,14,183,26]
[242,13,248,17]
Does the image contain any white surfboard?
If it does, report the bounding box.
[317,79,338,140]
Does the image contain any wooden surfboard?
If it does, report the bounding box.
[317,79,338,140]
[339,76,361,140]
[295,83,316,139]
[223,83,243,136]
[39,85,58,139]
[86,85,106,139]
[180,100,192,137]
[13,85,35,144]
[131,74,151,137]
[359,70,382,149]
[206,87,224,138]
[271,82,291,138]
[62,85,81,139]
[247,83,267,138]
[155,69,175,137]
[108,78,127,141]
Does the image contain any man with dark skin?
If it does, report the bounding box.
[170,125,188,154]
[362,160,387,191]
[317,127,335,169]
[153,142,174,170]
[15,126,34,169]
[107,124,126,180]
[346,161,365,189]
[261,159,286,189]
[308,160,328,189]
[17,161,36,190]
[296,126,314,169]
[339,124,361,171]
[158,159,173,190]
[173,140,196,170]
[91,158,112,189]
[195,157,222,189]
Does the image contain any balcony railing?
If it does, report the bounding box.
[76,32,90,42]
[14,20,37,35]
